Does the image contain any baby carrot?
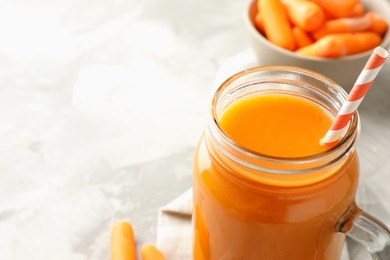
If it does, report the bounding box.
[312,16,371,40]
[292,27,314,48]
[346,2,365,17]
[254,12,265,34]
[260,0,296,51]
[110,221,137,260]
[366,12,388,36]
[312,12,388,40]
[140,244,165,260]
[311,0,358,18]
[282,0,325,32]
[296,32,382,58]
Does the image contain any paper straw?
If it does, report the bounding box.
[320,46,388,145]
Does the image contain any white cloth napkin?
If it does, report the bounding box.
[156,49,385,260]
[157,189,193,259]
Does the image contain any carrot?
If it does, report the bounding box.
[346,2,365,17]
[140,244,165,260]
[260,0,296,51]
[366,12,388,36]
[311,0,358,18]
[312,16,371,40]
[292,27,314,48]
[282,0,325,32]
[254,12,265,34]
[312,12,388,40]
[296,32,382,58]
[110,221,137,260]
[322,8,335,21]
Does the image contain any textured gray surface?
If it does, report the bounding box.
[0,0,389,259]
[0,0,247,259]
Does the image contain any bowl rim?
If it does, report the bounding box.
[245,0,390,62]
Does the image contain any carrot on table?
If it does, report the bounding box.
[296,32,382,58]
[312,12,388,40]
[282,0,325,32]
[292,27,314,48]
[110,221,137,260]
[140,244,165,260]
[260,0,296,51]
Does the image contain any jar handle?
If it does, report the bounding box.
[337,203,390,259]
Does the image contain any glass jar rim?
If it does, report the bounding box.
[210,65,359,173]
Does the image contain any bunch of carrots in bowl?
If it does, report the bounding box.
[245,0,390,88]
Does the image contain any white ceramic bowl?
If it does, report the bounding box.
[245,0,390,90]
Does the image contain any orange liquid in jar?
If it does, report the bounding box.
[220,94,333,157]
[193,94,359,260]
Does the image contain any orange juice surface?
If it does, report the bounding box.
[219,94,333,157]
[193,93,359,260]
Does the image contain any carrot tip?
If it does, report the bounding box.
[110,221,137,260]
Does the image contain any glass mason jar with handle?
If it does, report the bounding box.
[192,66,390,260]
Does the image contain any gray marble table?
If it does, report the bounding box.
[0,0,389,259]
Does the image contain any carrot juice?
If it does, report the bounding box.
[219,94,333,158]
[193,67,360,260]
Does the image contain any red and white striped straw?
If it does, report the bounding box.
[320,46,388,145]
